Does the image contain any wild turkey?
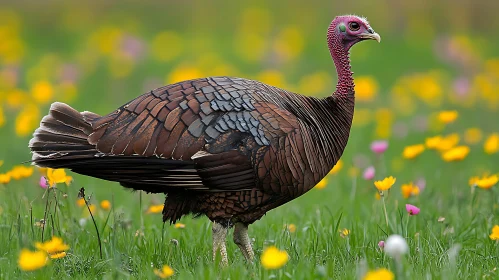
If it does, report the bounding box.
[29,15,380,265]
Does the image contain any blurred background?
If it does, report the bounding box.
[0,0,498,186]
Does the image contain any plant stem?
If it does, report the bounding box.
[381,191,389,231]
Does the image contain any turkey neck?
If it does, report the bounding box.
[293,42,355,177]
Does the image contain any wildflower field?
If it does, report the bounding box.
[1,1,499,279]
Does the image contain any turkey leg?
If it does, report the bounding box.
[233,222,254,261]
[212,222,228,266]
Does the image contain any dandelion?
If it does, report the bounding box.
[442,146,470,162]
[471,175,499,189]
[8,165,34,180]
[100,200,111,210]
[402,144,425,159]
[362,166,375,180]
[374,176,396,191]
[490,225,499,240]
[315,177,328,189]
[355,76,379,102]
[31,80,54,104]
[174,223,185,229]
[286,224,296,233]
[261,246,289,269]
[370,140,388,154]
[35,236,69,259]
[339,228,350,238]
[153,265,174,278]
[484,133,499,154]
[147,204,164,214]
[401,182,420,199]
[425,136,442,149]
[329,159,343,175]
[384,234,408,258]
[76,198,85,207]
[46,168,71,187]
[0,173,10,184]
[437,110,458,124]
[363,268,394,280]
[464,128,482,145]
[405,204,420,215]
[18,249,48,271]
[435,134,460,152]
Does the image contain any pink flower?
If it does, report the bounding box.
[405,204,420,216]
[415,178,426,192]
[39,176,48,189]
[378,240,385,249]
[370,140,388,154]
[362,166,375,180]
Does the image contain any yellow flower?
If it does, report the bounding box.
[18,249,48,271]
[100,200,111,210]
[287,224,296,233]
[435,134,460,152]
[35,236,69,258]
[0,173,11,184]
[315,177,328,189]
[273,26,304,61]
[339,228,350,238]
[46,168,70,187]
[261,246,289,270]
[425,136,442,149]
[76,198,86,207]
[257,70,286,88]
[484,133,499,154]
[475,175,498,189]
[442,146,470,162]
[363,268,394,280]
[329,160,343,175]
[151,31,183,62]
[15,104,40,137]
[437,110,458,124]
[401,182,420,199]
[154,265,174,278]
[49,252,67,259]
[166,65,203,84]
[174,223,185,229]
[355,76,379,102]
[464,128,482,145]
[469,176,480,187]
[375,192,381,200]
[374,176,396,191]
[490,225,499,240]
[402,144,425,159]
[31,80,54,104]
[147,204,164,214]
[8,165,34,180]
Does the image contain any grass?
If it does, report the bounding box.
[1,2,499,279]
[1,146,498,279]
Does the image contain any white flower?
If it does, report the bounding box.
[384,234,408,257]
[79,218,87,227]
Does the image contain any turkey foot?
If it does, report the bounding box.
[233,222,254,262]
[212,222,228,266]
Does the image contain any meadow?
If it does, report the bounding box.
[1,1,499,279]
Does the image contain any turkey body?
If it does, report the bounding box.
[30,76,354,225]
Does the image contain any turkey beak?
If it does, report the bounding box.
[359,30,381,43]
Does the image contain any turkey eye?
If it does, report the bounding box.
[349,22,360,31]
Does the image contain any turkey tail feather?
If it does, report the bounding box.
[29,102,99,166]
